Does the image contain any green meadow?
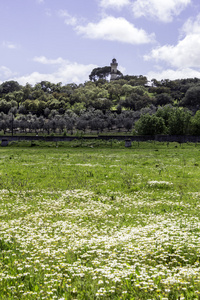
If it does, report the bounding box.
[1,140,200,299]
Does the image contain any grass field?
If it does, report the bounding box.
[1,141,200,299]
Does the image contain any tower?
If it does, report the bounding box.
[110,58,118,81]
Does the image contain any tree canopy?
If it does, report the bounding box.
[0,76,200,136]
[89,66,122,81]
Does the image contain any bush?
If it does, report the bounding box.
[190,110,200,135]
[168,108,191,135]
[135,114,166,135]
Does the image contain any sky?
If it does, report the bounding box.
[1,0,200,86]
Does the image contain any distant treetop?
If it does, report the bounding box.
[89,65,123,82]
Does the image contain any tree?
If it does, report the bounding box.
[31,118,40,134]
[37,101,46,116]
[18,105,27,115]
[76,119,88,132]
[22,83,32,101]
[124,118,133,132]
[89,117,105,133]
[49,118,58,133]
[18,116,28,133]
[89,66,110,81]
[106,113,116,131]
[4,93,15,102]
[71,102,86,115]
[135,114,166,135]
[0,80,21,95]
[121,93,152,111]
[190,110,200,135]
[44,107,50,118]
[9,107,17,117]
[0,120,7,134]
[91,98,113,111]
[0,100,12,114]
[121,75,148,86]
[23,99,38,113]
[44,119,51,135]
[37,81,53,93]
[155,93,173,106]
[122,84,135,95]
[48,98,60,110]
[14,91,24,108]
[168,108,191,135]
[38,116,45,132]
[65,117,75,135]
[155,105,174,127]
[58,119,66,133]
[181,86,200,107]
[89,66,122,81]
[107,82,121,100]
[115,115,124,132]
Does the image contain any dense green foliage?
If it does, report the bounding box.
[1,76,200,135]
[1,142,200,299]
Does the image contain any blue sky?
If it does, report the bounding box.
[1,0,200,85]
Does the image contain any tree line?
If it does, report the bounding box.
[1,75,200,135]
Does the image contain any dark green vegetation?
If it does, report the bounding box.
[1,142,200,299]
[1,77,200,136]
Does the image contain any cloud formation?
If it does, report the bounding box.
[10,58,97,85]
[147,68,200,81]
[2,41,19,50]
[182,13,200,35]
[33,56,66,65]
[0,66,17,81]
[99,0,130,9]
[132,0,191,22]
[58,10,77,26]
[76,16,154,44]
[145,14,200,68]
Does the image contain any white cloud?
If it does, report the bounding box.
[33,56,66,65]
[147,68,200,81]
[118,65,126,75]
[76,16,154,44]
[145,14,200,68]
[2,41,19,50]
[0,66,18,79]
[58,10,77,26]
[181,14,200,35]
[56,62,97,84]
[132,0,191,22]
[145,35,200,68]
[99,0,130,9]
[10,58,97,85]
